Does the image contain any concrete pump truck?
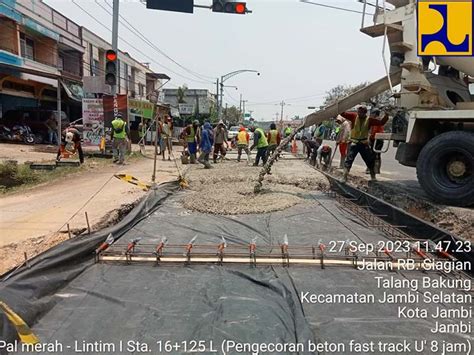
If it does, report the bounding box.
[303,0,474,207]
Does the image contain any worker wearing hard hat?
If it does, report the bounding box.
[316,144,332,171]
[236,126,251,163]
[249,124,269,166]
[334,115,351,169]
[341,105,389,182]
[266,123,281,159]
[182,119,200,164]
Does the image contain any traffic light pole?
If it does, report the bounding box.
[111,0,119,96]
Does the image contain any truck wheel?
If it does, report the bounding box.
[416,131,474,206]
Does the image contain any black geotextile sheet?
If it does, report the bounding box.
[328,177,474,266]
[0,182,472,355]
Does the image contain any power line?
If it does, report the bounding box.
[71,0,214,86]
[299,0,373,15]
[100,0,215,82]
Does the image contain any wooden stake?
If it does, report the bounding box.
[85,212,91,234]
[67,223,72,239]
[24,252,30,268]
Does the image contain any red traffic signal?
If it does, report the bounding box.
[105,50,117,86]
[212,1,247,14]
[106,50,117,61]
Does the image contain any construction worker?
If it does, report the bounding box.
[334,115,351,169]
[266,123,281,159]
[284,125,292,138]
[301,136,319,166]
[111,113,128,165]
[161,116,173,161]
[367,109,385,174]
[198,122,213,169]
[236,126,251,163]
[313,123,326,144]
[249,125,269,166]
[341,105,389,182]
[213,120,228,163]
[316,144,332,170]
[182,120,200,164]
[138,119,146,146]
[56,125,83,164]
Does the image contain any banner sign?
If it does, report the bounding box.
[103,94,128,139]
[82,98,104,147]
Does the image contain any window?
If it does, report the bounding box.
[58,55,64,70]
[20,33,34,60]
[139,84,144,97]
[92,60,100,76]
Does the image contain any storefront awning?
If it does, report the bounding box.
[61,81,84,102]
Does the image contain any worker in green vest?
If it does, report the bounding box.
[138,119,146,147]
[111,113,128,165]
[341,105,389,182]
[249,125,269,166]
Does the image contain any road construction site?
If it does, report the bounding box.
[1,147,472,354]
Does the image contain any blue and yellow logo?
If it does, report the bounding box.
[418,0,473,56]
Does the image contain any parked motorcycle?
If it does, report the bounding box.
[0,124,36,144]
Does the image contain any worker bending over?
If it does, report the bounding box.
[236,126,251,163]
[250,125,269,166]
[301,136,319,166]
[56,125,83,164]
[341,105,389,182]
[316,144,332,170]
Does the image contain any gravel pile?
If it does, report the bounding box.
[181,160,328,215]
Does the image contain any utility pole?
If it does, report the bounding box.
[216,79,219,119]
[219,78,224,120]
[242,100,248,122]
[278,101,289,130]
[111,0,119,96]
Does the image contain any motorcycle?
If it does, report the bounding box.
[0,124,35,144]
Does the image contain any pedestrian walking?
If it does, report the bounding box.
[341,105,389,182]
[198,122,214,169]
[266,123,281,158]
[236,126,251,163]
[335,115,351,169]
[111,113,128,165]
[213,120,228,163]
[250,125,269,166]
[45,113,58,145]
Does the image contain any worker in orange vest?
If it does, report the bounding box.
[266,123,281,159]
[236,126,251,163]
[367,109,386,174]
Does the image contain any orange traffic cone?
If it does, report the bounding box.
[291,139,298,154]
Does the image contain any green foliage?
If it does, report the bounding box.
[177,85,188,104]
[0,161,39,189]
[223,106,241,126]
[323,82,394,108]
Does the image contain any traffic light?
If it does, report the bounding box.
[212,1,247,14]
[105,50,117,86]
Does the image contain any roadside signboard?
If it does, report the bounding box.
[82,98,104,147]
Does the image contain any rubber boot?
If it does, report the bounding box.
[342,168,349,183]
[374,160,381,174]
[370,169,377,181]
[338,159,344,169]
[190,154,197,164]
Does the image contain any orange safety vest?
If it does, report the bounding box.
[268,129,278,145]
[351,115,370,143]
[237,130,248,145]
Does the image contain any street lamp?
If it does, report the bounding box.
[218,70,260,119]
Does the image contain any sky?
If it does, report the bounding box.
[45,0,387,121]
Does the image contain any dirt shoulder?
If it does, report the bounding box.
[0,145,182,274]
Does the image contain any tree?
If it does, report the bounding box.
[177,85,188,104]
[323,82,394,108]
[223,106,241,126]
